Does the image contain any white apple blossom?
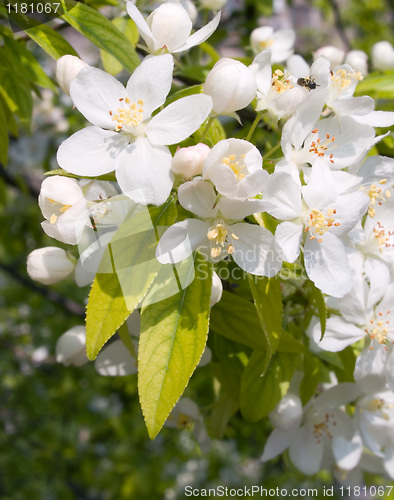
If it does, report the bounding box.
[57,54,212,205]
[355,390,394,479]
[202,138,269,199]
[126,1,221,54]
[250,51,306,120]
[156,179,282,276]
[286,54,331,91]
[263,160,369,296]
[39,176,89,245]
[203,58,257,115]
[371,41,394,71]
[261,383,361,475]
[56,326,89,367]
[250,26,295,63]
[171,143,210,178]
[165,397,211,452]
[27,247,75,285]
[278,92,376,179]
[56,55,89,95]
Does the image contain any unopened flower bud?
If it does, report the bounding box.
[313,46,345,69]
[55,326,89,367]
[27,247,75,285]
[210,271,223,307]
[371,41,394,71]
[171,143,210,178]
[204,58,257,114]
[56,55,89,95]
[345,50,368,75]
[269,393,303,431]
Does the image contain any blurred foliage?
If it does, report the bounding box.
[0,0,393,497]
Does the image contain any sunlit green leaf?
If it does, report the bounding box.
[62,0,140,74]
[101,16,139,75]
[25,23,79,59]
[139,253,212,439]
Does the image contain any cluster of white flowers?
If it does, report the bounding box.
[26,0,394,473]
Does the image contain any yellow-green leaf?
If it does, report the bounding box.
[25,24,79,59]
[0,99,9,165]
[86,200,176,360]
[101,17,139,75]
[62,0,140,74]
[139,253,212,439]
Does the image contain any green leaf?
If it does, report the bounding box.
[86,272,131,360]
[25,24,79,59]
[210,394,239,440]
[0,52,33,125]
[277,330,306,353]
[300,353,321,405]
[86,200,176,360]
[248,275,283,356]
[308,281,327,340]
[210,290,268,351]
[355,71,394,99]
[0,99,9,165]
[101,17,139,75]
[240,350,298,422]
[138,253,212,439]
[164,85,203,107]
[62,0,140,74]
[3,36,56,90]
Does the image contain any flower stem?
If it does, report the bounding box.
[199,116,215,144]
[245,111,264,142]
[262,142,282,160]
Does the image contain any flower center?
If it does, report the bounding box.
[372,221,394,252]
[365,179,392,217]
[330,68,363,91]
[311,412,336,443]
[303,207,340,243]
[308,129,336,164]
[364,398,391,419]
[271,69,293,94]
[110,97,144,132]
[365,311,391,347]
[259,38,274,50]
[48,198,72,224]
[222,154,247,181]
[207,220,238,258]
[176,413,193,429]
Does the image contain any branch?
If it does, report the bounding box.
[0,261,85,318]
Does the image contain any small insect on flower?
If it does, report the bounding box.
[297,76,319,90]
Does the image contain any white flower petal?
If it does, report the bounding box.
[115,139,173,205]
[261,426,296,461]
[217,198,266,220]
[289,424,324,475]
[250,50,272,95]
[126,54,174,118]
[231,223,282,277]
[173,11,221,53]
[275,221,303,263]
[315,383,361,410]
[70,67,127,129]
[354,343,387,393]
[95,339,137,376]
[264,172,302,219]
[302,159,337,209]
[365,257,391,307]
[146,94,212,146]
[126,1,156,52]
[384,445,394,480]
[57,127,129,176]
[156,219,209,264]
[148,2,192,52]
[355,110,394,127]
[314,316,365,352]
[333,433,363,470]
[286,54,310,79]
[178,179,217,218]
[304,233,353,297]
